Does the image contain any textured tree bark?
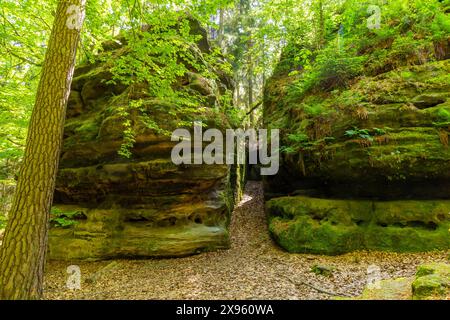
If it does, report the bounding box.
[316,0,325,49]
[218,9,224,48]
[247,38,254,125]
[0,0,85,300]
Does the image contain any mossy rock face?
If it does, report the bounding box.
[267,196,450,254]
[264,60,450,199]
[412,263,450,300]
[264,48,450,254]
[48,20,244,260]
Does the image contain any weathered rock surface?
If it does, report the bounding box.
[412,263,450,300]
[265,50,450,254]
[267,196,450,254]
[48,20,245,260]
[357,277,414,300]
[356,262,450,300]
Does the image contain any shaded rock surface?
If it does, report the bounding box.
[48,20,245,260]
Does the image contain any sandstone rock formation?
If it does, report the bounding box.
[264,52,450,254]
[48,19,245,260]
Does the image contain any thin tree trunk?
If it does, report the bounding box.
[247,35,254,125]
[317,0,325,49]
[218,9,224,48]
[248,70,254,124]
[0,0,85,300]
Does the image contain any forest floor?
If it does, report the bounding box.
[44,181,448,300]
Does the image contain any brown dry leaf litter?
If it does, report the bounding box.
[44,181,448,300]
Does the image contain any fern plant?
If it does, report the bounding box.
[50,207,82,228]
[345,128,373,141]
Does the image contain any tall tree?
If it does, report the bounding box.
[0,0,86,300]
[218,8,225,47]
[315,0,326,49]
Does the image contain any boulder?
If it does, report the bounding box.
[412,93,446,109]
[355,263,450,300]
[412,263,450,300]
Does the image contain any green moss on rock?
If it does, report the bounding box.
[267,196,450,254]
[412,263,450,300]
[264,60,450,199]
[355,263,450,300]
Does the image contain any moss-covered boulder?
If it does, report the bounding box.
[355,263,450,300]
[48,19,246,260]
[267,196,450,254]
[412,263,450,300]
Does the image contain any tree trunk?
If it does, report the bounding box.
[218,9,225,48]
[247,36,254,125]
[248,69,254,124]
[317,0,325,49]
[0,0,85,300]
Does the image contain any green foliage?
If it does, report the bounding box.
[283,0,448,105]
[345,127,390,141]
[50,207,81,228]
[93,10,235,157]
[373,127,387,136]
[433,108,450,128]
[0,0,51,176]
[281,131,335,159]
[436,109,450,122]
[288,47,366,101]
[303,102,328,117]
[1,0,449,171]
[0,179,15,229]
[287,133,309,144]
[345,128,373,141]
[281,133,309,154]
[0,0,238,165]
[306,49,366,91]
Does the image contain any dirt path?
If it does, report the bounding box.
[44,181,448,300]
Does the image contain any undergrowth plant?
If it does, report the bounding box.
[50,207,82,228]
